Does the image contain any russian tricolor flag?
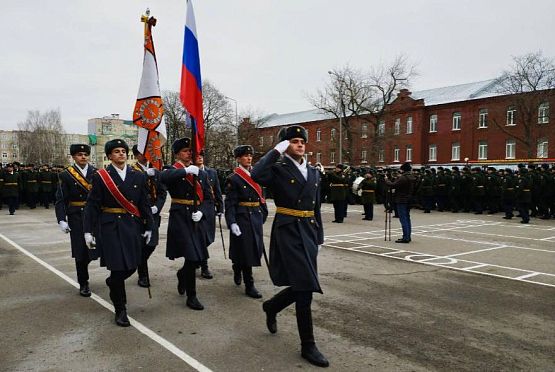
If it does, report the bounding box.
[180,0,204,155]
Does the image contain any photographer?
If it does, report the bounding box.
[385,162,415,243]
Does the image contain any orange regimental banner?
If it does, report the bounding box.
[133,12,166,170]
[97,169,141,217]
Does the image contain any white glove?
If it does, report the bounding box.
[151,206,158,215]
[230,223,242,236]
[216,212,223,217]
[84,233,95,248]
[318,245,322,252]
[59,220,71,233]
[185,165,199,176]
[274,140,290,154]
[192,210,203,222]
[146,168,156,176]
[142,230,152,245]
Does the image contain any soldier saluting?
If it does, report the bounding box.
[83,139,153,327]
[252,125,329,368]
[55,144,98,297]
[224,145,268,298]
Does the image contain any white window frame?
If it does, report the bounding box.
[478,141,488,160]
[406,116,413,134]
[330,151,335,164]
[394,118,400,135]
[361,150,367,163]
[451,142,460,161]
[378,148,384,163]
[478,109,488,128]
[316,152,321,163]
[452,112,461,131]
[259,136,264,147]
[361,124,368,138]
[537,139,548,158]
[331,128,336,140]
[377,120,385,136]
[393,146,400,162]
[505,139,516,159]
[428,144,437,162]
[538,102,549,124]
[316,128,321,142]
[506,106,516,126]
[406,145,412,162]
[1,152,7,159]
[429,114,438,133]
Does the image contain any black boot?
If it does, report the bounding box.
[243,267,262,298]
[79,282,91,297]
[107,277,130,327]
[137,262,150,288]
[115,308,131,327]
[176,269,185,295]
[185,264,204,310]
[262,287,295,334]
[186,296,204,310]
[296,307,329,367]
[200,261,213,279]
[232,263,242,286]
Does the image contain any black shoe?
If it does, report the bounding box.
[520,220,529,224]
[503,216,512,219]
[177,271,185,295]
[262,301,277,334]
[474,212,483,215]
[362,217,373,221]
[201,268,213,279]
[246,286,262,299]
[79,283,91,297]
[233,271,242,286]
[115,309,131,327]
[423,210,430,213]
[137,277,150,288]
[9,212,14,215]
[331,220,343,223]
[395,239,410,243]
[186,296,204,310]
[301,343,329,368]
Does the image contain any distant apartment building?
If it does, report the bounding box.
[0,130,21,166]
[87,114,139,168]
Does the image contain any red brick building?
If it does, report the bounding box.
[242,80,554,168]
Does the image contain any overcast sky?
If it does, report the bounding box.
[2,0,554,134]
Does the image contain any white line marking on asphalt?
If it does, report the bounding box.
[462,264,489,270]
[539,236,555,241]
[444,246,508,258]
[0,233,213,372]
[514,272,541,280]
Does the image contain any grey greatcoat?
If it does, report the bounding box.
[160,165,212,262]
[224,168,268,267]
[252,150,324,293]
[83,165,153,271]
[204,166,223,244]
[55,164,98,261]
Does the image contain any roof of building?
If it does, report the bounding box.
[258,79,503,129]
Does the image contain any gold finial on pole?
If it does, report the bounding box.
[140,8,150,23]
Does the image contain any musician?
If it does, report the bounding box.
[160,138,212,310]
[55,144,98,297]
[194,151,223,279]
[224,145,268,298]
[252,125,329,367]
[131,145,167,288]
[84,139,153,327]
[358,171,376,221]
[327,164,348,223]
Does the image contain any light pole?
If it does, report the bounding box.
[224,95,239,145]
[328,71,343,164]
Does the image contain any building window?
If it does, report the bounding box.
[12,144,17,149]
[538,102,549,124]
[478,140,488,159]
[428,145,437,161]
[505,139,516,159]
[452,112,461,130]
[259,136,264,147]
[394,118,400,135]
[1,143,6,149]
[451,142,460,161]
[306,129,309,141]
[331,128,336,140]
[429,114,438,133]
[506,106,516,126]
[406,145,412,162]
[378,148,384,162]
[406,116,413,134]
[316,152,321,163]
[12,153,16,159]
[478,109,488,128]
[2,152,7,159]
[316,128,321,142]
[537,139,548,158]
[269,135,273,144]
[361,150,367,163]
[361,124,368,138]
[330,151,335,164]
[393,146,400,162]
[377,120,385,136]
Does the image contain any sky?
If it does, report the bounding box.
[1,0,554,134]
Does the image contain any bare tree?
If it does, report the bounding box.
[162,90,188,164]
[491,51,555,157]
[17,109,66,165]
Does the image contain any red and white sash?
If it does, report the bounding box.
[173,162,204,202]
[234,167,265,203]
[97,168,141,217]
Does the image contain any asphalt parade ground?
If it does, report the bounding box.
[1,202,554,371]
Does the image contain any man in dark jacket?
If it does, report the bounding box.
[252,125,329,368]
[2,163,21,215]
[84,139,153,327]
[55,144,98,297]
[385,162,415,243]
[225,145,268,298]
